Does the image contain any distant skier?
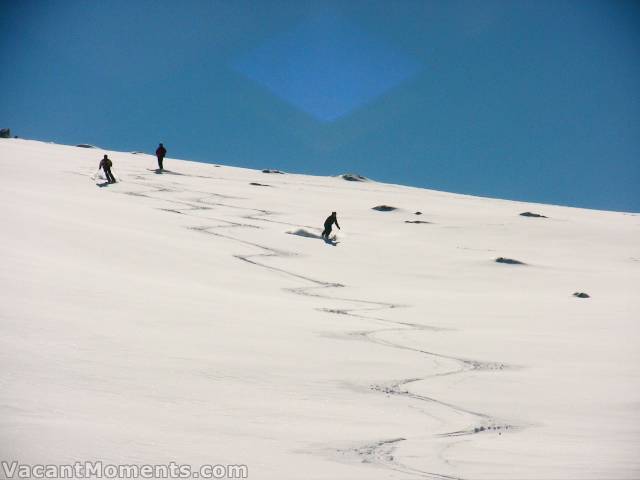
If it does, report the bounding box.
[155,143,167,170]
[322,212,340,239]
[99,154,116,184]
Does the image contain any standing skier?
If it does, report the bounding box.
[155,143,167,170]
[322,212,340,239]
[99,154,116,184]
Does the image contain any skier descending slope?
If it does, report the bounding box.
[321,211,340,240]
[155,143,167,170]
[98,154,116,184]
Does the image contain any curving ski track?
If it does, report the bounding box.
[108,173,522,479]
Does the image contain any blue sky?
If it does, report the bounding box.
[2,0,639,212]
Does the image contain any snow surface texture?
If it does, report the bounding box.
[1,139,639,479]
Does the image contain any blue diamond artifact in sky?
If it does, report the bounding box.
[231,12,423,123]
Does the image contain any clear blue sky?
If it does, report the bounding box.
[2,0,639,212]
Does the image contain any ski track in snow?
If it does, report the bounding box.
[111,172,522,479]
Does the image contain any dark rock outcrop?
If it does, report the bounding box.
[0,128,11,138]
[372,205,397,212]
[520,212,547,218]
[341,173,368,182]
[495,257,525,265]
[573,292,590,298]
[262,169,284,174]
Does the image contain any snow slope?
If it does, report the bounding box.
[1,138,639,479]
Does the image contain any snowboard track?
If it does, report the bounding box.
[115,174,523,479]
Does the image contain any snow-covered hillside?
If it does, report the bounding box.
[1,139,639,479]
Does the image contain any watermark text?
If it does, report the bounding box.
[1,461,248,479]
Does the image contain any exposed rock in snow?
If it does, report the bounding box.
[495,257,526,265]
[340,173,368,182]
[372,205,397,211]
[520,211,547,218]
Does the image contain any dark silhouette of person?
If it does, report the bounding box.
[322,212,340,239]
[155,143,167,170]
[99,154,116,183]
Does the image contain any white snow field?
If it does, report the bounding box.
[1,138,639,479]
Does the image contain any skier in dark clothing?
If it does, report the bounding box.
[155,143,167,170]
[322,212,340,239]
[99,154,116,183]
